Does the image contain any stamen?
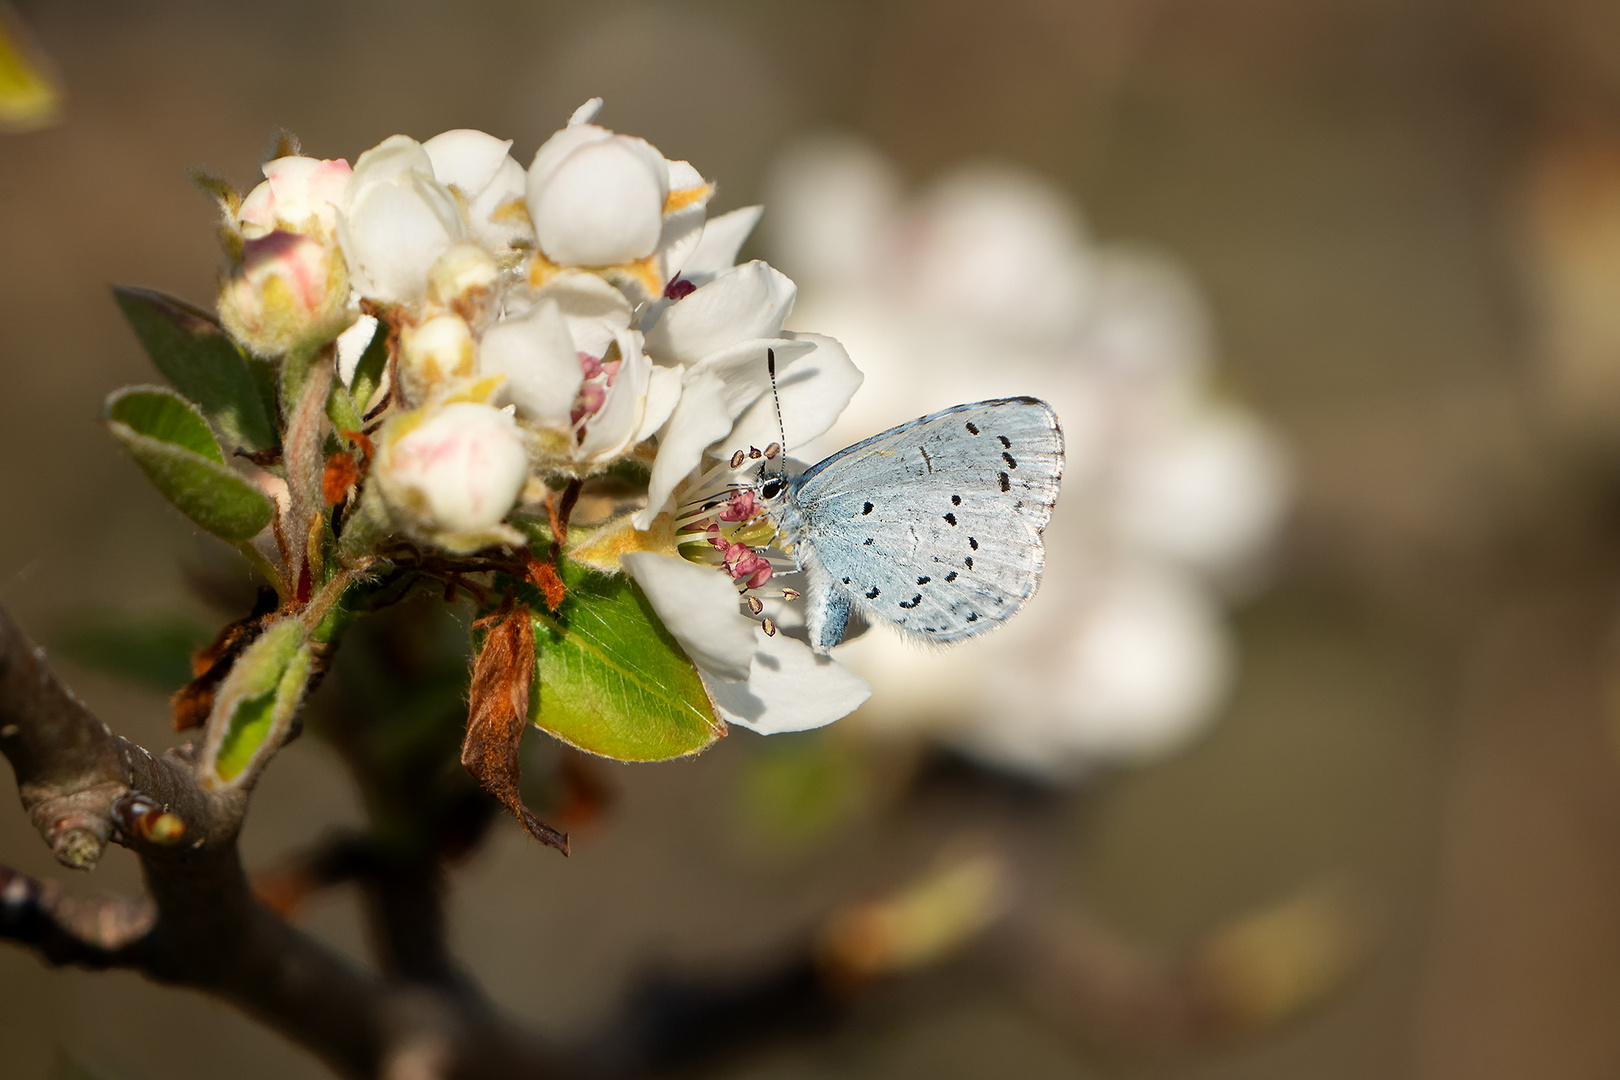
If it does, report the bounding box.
[730,449,746,469]
[764,442,781,460]
[745,596,763,615]
[781,587,800,601]
[761,616,777,637]
[749,446,762,460]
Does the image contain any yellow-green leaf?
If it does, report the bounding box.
[523,563,724,762]
[201,618,312,786]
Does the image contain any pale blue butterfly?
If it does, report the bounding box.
[752,394,1065,653]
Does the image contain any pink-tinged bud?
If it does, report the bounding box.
[398,314,476,405]
[374,402,528,539]
[218,230,351,358]
[238,156,352,240]
[527,125,670,267]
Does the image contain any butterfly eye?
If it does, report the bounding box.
[760,478,784,499]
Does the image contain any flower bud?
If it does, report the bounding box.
[527,125,670,267]
[238,156,352,240]
[398,313,476,405]
[218,230,351,357]
[374,402,528,541]
[427,242,499,308]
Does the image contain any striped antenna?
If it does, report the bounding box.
[767,348,787,474]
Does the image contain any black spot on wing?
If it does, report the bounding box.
[967,611,979,623]
[943,512,956,526]
[866,586,880,599]
[898,594,922,609]
[998,471,1010,492]
[951,494,961,506]
[965,557,973,569]
[997,435,1011,448]
[968,537,978,550]
[1002,451,1017,469]
[862,502,873,515]
[917,576,931,585]
[966,422,979,435]
[945,571,957,582]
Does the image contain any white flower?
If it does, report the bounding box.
[528,123,668,267]
[634,240,863,529]
[765,136,1291,779]
[478,270,680,470]
[621,553,871,734]
[526,104,714,299]
[372,401,527,552]
[423,129,534,254]
[238,156,352,240]
[338,135,466,304]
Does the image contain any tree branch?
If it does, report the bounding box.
[0,603,566,1079]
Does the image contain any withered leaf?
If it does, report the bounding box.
[463,608,569,855]
[171,590,278,731]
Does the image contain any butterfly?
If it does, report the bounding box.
[753,397,1064,652]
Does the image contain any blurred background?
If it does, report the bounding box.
[7,0,1620,1077]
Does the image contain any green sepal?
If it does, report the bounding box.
[105,386,277,543]
[506,562,723,762]
[348,319,390,414]
[201,617,313,786]
[113,286,277,451]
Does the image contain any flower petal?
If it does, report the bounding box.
[725,333,863,453]
[577,328,649,462]
[336,315,380,387]
[339,169,464,303]
[621,552,756,683]
[534,270,632,358]
[682,205,764,287]
[529,133,669,267]
[478,300,583,426]
[689,336,815,419]
[633,371,733,529]
[347,135,433,200]
[642,260,797,365]
[423,129,514,195]
[634,365,683,445]
[569,97,604,126]
[708,628,872,734]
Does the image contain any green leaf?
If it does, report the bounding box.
[202,617,312,785]
[114,286,277,451]
[522,563,723,762]
[105,386,276,542]
[51,609,213,692]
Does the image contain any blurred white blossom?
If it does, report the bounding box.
[765,135,1291,779]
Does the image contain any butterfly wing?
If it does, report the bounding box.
[790,397,1063,647]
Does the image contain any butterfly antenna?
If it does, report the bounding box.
[767,348,787,475]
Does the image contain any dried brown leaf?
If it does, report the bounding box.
[462,609,568,854]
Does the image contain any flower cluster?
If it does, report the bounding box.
[210,101,868,738]
[766,136,1292,779]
